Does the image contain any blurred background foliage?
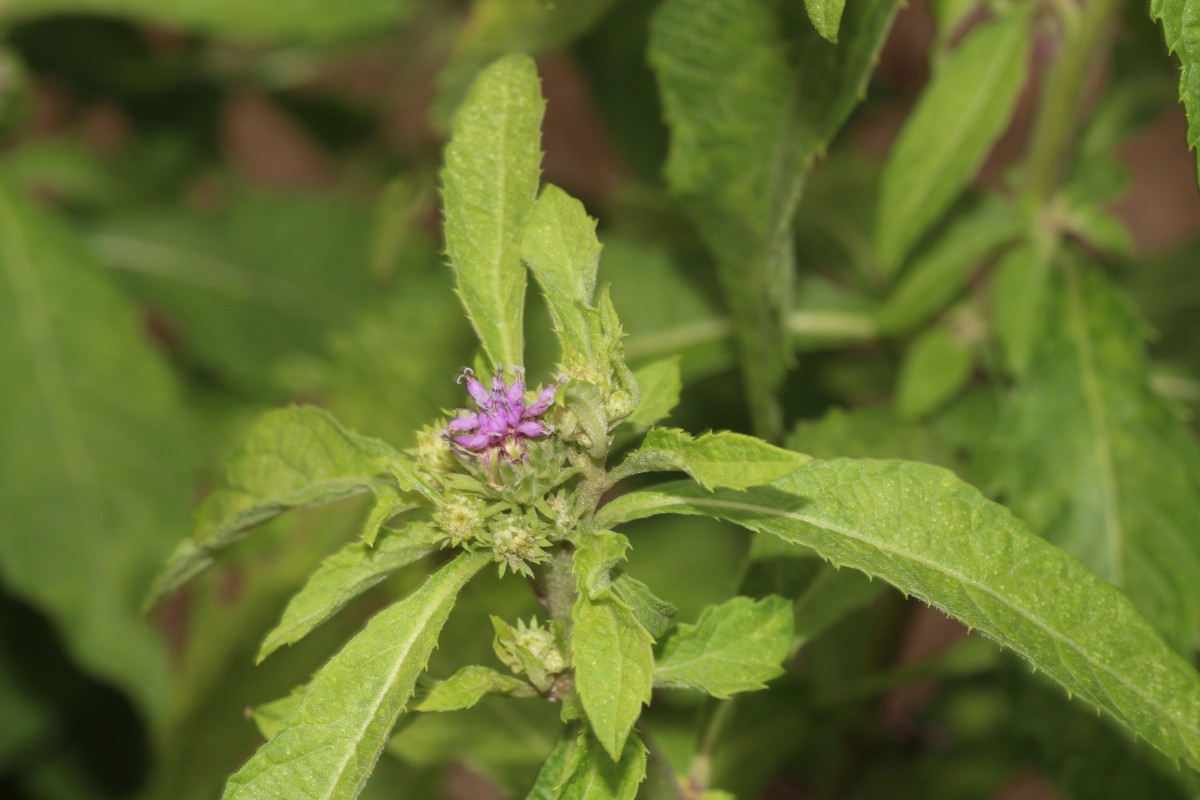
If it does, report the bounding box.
[0,1,1198,798]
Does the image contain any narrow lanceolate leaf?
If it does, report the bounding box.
[256,522,439,663]
[224,552,487,800]
[804,0,846,42]
[625,357,682,433]
[876,201,1022,333]
[442,53,545,369]
[596,461,1200,765]
[875,8,1031,271]
[0,176,192,717]
[655,596,793,698]
[149,406,396,606]
[521,184,603,370]
[1151,0,1200,180]
[992,261,1200,654]
[572,592,655,761]
[894,327,973,419]
[651,0,900,437]
[416,665,533,712]
[555,730,647,800]
[609,428,809,490]
[992,237,1056,377]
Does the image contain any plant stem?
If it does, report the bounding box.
[686,698,735,795]
[543,546,577,624]
[1022,0,1122,204]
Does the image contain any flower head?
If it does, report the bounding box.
[446,367,558,464]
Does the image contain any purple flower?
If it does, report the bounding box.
[446,367,558,463]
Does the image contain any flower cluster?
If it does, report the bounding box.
[446,367,558,464]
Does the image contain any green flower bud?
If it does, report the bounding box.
[432,493,486,548]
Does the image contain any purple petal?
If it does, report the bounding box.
[459,373,490,407]
[479,414,508,435]
[447,413,479,432]
[506,369,526,407]
[524,384,558,417]
[515,420,548,438]
[453,432,495,450]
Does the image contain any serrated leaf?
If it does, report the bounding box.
[876,202,1022,333]
[610,428,809,490]
[361,482,414,548]
[555,729,647,800]
[992,237,1055,377]
[573,531,631,600]
[895,328,973,419]
[804,0,846,42]
[528,734,575,800]
[1,0,414,42]
[522,184,604,370]
[654,596,793,698]
[0,178,192,717]
[224,552,487,800]
[991,260,1200,654]
[256,522,438,663]
[625,357,682,433]
[442,53,545,370]
[875,8,1031,271]
[571,593,654,761]
[416,665,533,712]
[149,406,396,606]
[611,575,677,639]
[596,461,1200,765]
[651,0,901,436]
[1151,0,1200,180]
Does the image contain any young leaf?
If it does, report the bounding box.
[624,357,682,433]
[528,734,575,800]
[571,592,655,761]
[416,665,533,712]
[573,530,631,600]
[651,0,901,437]
[609,428,809,490]
[894,327,973,419]
[611,575,678,640]
[876,202,1022,334]
[442,53,545,369]
[804,0,846,43]
[1151,0,1200,180]
[992,237,1056,377]
[256,522,439,663]
[654,596,793,698]
[521,184,603,370]
[361,482,414,548]
[596,461,1200,765]
[875,8,1031,271]
[0,178,193,717]
[991,261,1200,654]
[556,729,647,800]
[224,552,488,800]
[148,406,396,606]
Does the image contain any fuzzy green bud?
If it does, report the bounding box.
[432,494,486,548]
[487,515,551,577]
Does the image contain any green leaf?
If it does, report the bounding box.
[416,665,533,712]
[875,8,1031,271]
[0,178,193,717]
[804,0,846,43]
[654,596,793,698]
[651,0,901,436]
[256,522,438,663]
[895,328,973,419]
[791,565,884,650]
[625,357,682,433]
[361,482,414,548]
[556,729,647,800]
[876,202,1022,333]
[224,552,487,800]
[596,461,1200,765]
[528,734,574,800]
[522,184,604,369]
[1151,0,1200,180]
[573,530,631,600]
[149,406,396,606]
[571,592,655,761]
[610,428,809,491]
[992,237,1056,377]
[991,261,1200,654]
[611,575,677,640]
[442,53,545,370]
[786,406,958,470]
[0,0,413,42]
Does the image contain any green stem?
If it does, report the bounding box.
[686,698,735,795]
[543,547,577,624]
[1022,0,1122,204]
